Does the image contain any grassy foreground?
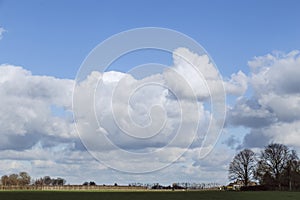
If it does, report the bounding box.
[0,191,300,200]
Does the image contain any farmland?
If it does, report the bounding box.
[0,191,299,200]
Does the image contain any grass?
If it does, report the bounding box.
[0,191,300,200]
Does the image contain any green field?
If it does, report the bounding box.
[0,191,300,200]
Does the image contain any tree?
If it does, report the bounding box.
[8,174,19,186]
[18,172,31,186]
[83,182,89,186]
[43,176,52,186]
[34,178,44,186]
[34,176,66,187]
[283,150,299,190]
[292,160,300,189]
[1,175,9,186]
[83,181,96,186]
[229,149,256,186]
[1,172,32,186]
[52,177,66,186]
[256,143,292,189]
[89,181,96,186]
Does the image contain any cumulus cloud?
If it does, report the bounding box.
[0,47,247,183]
[241,120,300,149]
[227,50,300,149]
[227,98,276,128]
[223,135,241,149]
[0,65,76,150]
[164,48,222,100]
[73,48,229,172]
[224,71,248,96]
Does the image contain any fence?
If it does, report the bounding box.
[0,185,148,191]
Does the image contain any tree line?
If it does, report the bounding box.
[229,143,300,190]
[34,176,66,186]
[1,172,31,186]
[1,173,66,186]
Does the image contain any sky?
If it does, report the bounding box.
[0,0,300,185]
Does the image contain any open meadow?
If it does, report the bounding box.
[0,191,300,200]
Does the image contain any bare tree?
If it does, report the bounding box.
[229,149,256,186]
[256,143,292,189]
[284,150,299,191]
[34,178,44,186]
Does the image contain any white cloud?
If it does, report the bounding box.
[264,120,300,147]
[228,50,300,149]
[224,71,248,96]
[0,65,76,150]
[227,98,276,128]
[249,50,300,96]
[0,47,254,184]
[73,48,226,173]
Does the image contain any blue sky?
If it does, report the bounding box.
[0,0,300,185]
[1,0,299,78]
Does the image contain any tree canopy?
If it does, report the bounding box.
[229,143,300,190]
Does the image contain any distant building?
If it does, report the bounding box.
[227,180,243,190]
[227,180,258,190]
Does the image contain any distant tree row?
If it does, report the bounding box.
[34,176,66,186]
[1,172,31,186]
[0,173,67,187]
[82,181,96,186]
[150,182,220,190]
[229,143,300,190]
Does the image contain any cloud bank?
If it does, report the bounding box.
[73,47,229,173]
[0,48,299,184]
[228,50,300,149]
